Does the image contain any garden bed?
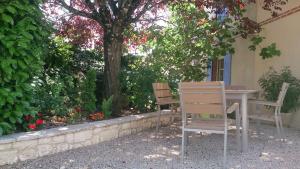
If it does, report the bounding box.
[0,111,173,166]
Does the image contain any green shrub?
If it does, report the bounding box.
[259,67,300,113]
[32,75,68,117]
[0,0,50,135]
[80,69,97,114]
[101,96,113,118]
[120,56,160,112]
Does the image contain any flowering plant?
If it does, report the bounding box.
[22,112,45,131]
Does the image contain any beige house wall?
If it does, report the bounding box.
[232,0,300,128]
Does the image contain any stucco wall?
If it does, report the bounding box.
[232,0,300,128]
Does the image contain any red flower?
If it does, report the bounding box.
[24,115,32,121]
[28,124,36,130]
[36,119,44,125]
[37,112,43,117]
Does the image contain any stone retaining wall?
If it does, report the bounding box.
[0,111,174,166]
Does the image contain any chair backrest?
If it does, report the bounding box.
[276,82,290,106]
[152,83,173,104]
[179,81,226,116]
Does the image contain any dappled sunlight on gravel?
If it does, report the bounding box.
[2,122,300,169]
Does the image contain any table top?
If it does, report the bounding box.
[225,89,258,94]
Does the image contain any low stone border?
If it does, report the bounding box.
[0,111,174,166]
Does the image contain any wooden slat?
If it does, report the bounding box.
[183,103,223,115]
[180,81,223,88]
[152,83,170,90]
[154,89,172,98]
[181,93,222,104]
[157,97,177,104]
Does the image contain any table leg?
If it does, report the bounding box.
[241,94,248,152]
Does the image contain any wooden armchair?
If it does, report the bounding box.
[179,81,241,167]
[249,82,289,138]
[152,83,179,132]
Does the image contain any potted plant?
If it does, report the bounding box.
[258,67,300,127]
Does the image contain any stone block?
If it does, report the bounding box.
[13,140,37,150]
[38,144,53,156]
[19,148,38,161]
[93,127,104,135]
[55,143,69,153]
[38,137,52,144]
[52,135,65,144]
[70,143,83,149]
[0,150,18,165]
[73,130,92,143]
[118,129,131,137]
[0,143,12,151]
[91,135,100,144]
[100,129,118,142]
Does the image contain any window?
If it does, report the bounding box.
[211,58,224,81]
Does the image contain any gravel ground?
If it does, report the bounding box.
[2,123,300,169]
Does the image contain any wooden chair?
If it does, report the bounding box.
[249,82,289,138]
[179,81,241,167]
[152,83,179,132]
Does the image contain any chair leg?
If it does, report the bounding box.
[255,104,261,134]
[156,105,161,134]
[235,107,241,152]
[171,104,175,123]
[256,119,261,134]
[223,129,228,168]
[181,130,186,161]
[278,115,285,140]
[274,114,281,139]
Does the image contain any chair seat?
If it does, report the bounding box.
[249,112,275,121]
[184,119,236,132]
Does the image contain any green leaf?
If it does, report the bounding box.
[9,116,16,124]
[6,6,17,14]
[1,13,14,24]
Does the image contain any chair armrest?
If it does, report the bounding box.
[248,100,279,107]
[227,103,239,114]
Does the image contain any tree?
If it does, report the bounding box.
[46,0,288,115]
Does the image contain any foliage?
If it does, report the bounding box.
[120,55,161,112]
[33,37,76,117]
[249,36,281,59]
[44,0,288,115]
[258,67,300,113]
[101,96,113,118]
[35,37,103,119]
[259,43,281,59]
[80,69,97,114]
[143,4,237,83]
[0,0,50,135]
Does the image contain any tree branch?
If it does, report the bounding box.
[130,0,152,23]
[58,0,94,19]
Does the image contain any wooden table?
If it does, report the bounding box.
[225,89,258,152]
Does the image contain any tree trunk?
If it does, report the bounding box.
[103,26,123,116]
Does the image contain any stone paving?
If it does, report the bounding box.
[2,123,300,169]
